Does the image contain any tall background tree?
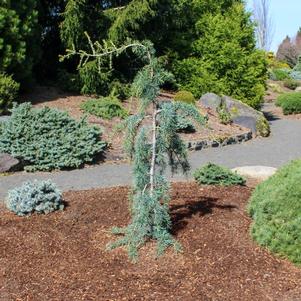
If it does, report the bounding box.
[276,29,301,68]
[252,0,274,51]
[0,0,40,87]
[0,0,268,112]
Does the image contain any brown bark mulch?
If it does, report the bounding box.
[1,182,301,301]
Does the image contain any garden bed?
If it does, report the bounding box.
[24,86,251,162]
[1,182,300,301]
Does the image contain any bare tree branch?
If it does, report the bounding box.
[253,0,274,51]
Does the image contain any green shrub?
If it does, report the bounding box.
[174,90,196,105]
[247,159,301,265]
[283,78,301,90]
[109,80,131,100]
[270,68,291,81]
[276,92,301,115]
[0,73,19,115]
[193,163,246,186]
[80,95,128,119]
[256,116,270,137]
[217,103,232,125]
[6,180,64,216]
[79,60,110,95]
[0,103,106,171]
[57,69,81,93]
[173,4,267,110]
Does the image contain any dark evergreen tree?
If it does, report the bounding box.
[0,0,40,86]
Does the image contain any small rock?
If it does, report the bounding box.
[199,93,222,110]
[0,153,20,173]
[295,86,301,92]
[231,166,277,181]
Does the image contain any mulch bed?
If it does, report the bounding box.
[1,182,301,301]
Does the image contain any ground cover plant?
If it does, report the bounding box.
[283,78,301,90]
[0,103,106,171]
[0,73,19,115]
[80,95,128,119]
[6,180,64,216]
[248,159,301,265]
[276,92,301,115]
[194,163,246,186]
[62,35,205,260]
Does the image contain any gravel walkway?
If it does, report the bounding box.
[1,106,301,200]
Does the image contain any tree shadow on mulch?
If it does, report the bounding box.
[170,197,237,234]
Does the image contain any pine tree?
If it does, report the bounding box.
[61,34,205,260]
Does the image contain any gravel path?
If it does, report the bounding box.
[1,106,301,199]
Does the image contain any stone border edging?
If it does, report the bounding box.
[186,131,253,151]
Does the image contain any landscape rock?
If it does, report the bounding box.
[0,153,21,173]
[222,95,270,137]
[231,166,277,181]
[295,86,301,92]
[199,93,222,111]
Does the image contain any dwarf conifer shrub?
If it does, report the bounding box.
[0,73,19,115]
[248,159,301,265]
[174,90,196,105]
[276,92,301,115]
[0,103,106,171]
[80,96,128,119]
[217,103,232,125]
[194,163,246,186]
[6,180,64,216]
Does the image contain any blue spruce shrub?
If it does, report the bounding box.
[6,180,64,216]
[0,103,106,171]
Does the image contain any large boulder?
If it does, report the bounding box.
[199,93,270,137]
[0,153,21,173]
[199,93,222,111]
[222,95,270,137]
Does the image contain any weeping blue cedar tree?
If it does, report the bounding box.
[60,34,206,260]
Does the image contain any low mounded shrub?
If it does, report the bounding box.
[6,180,64,216]
[79,60,110,96]
[0,103,106,171]
[276,92,301,115]
[174,90,196,105]
[0,73,20,115]
[217,103,232,125]
[80,96,128,119]
[290,71,301,81]
[193,163,246,186]
[283,78,301,90]
[269,68,291,81]
[247,159,301,265]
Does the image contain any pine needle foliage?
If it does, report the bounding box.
[61,35,206,261]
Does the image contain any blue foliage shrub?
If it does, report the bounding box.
[6,180,64,216]
[0,103,106,171]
